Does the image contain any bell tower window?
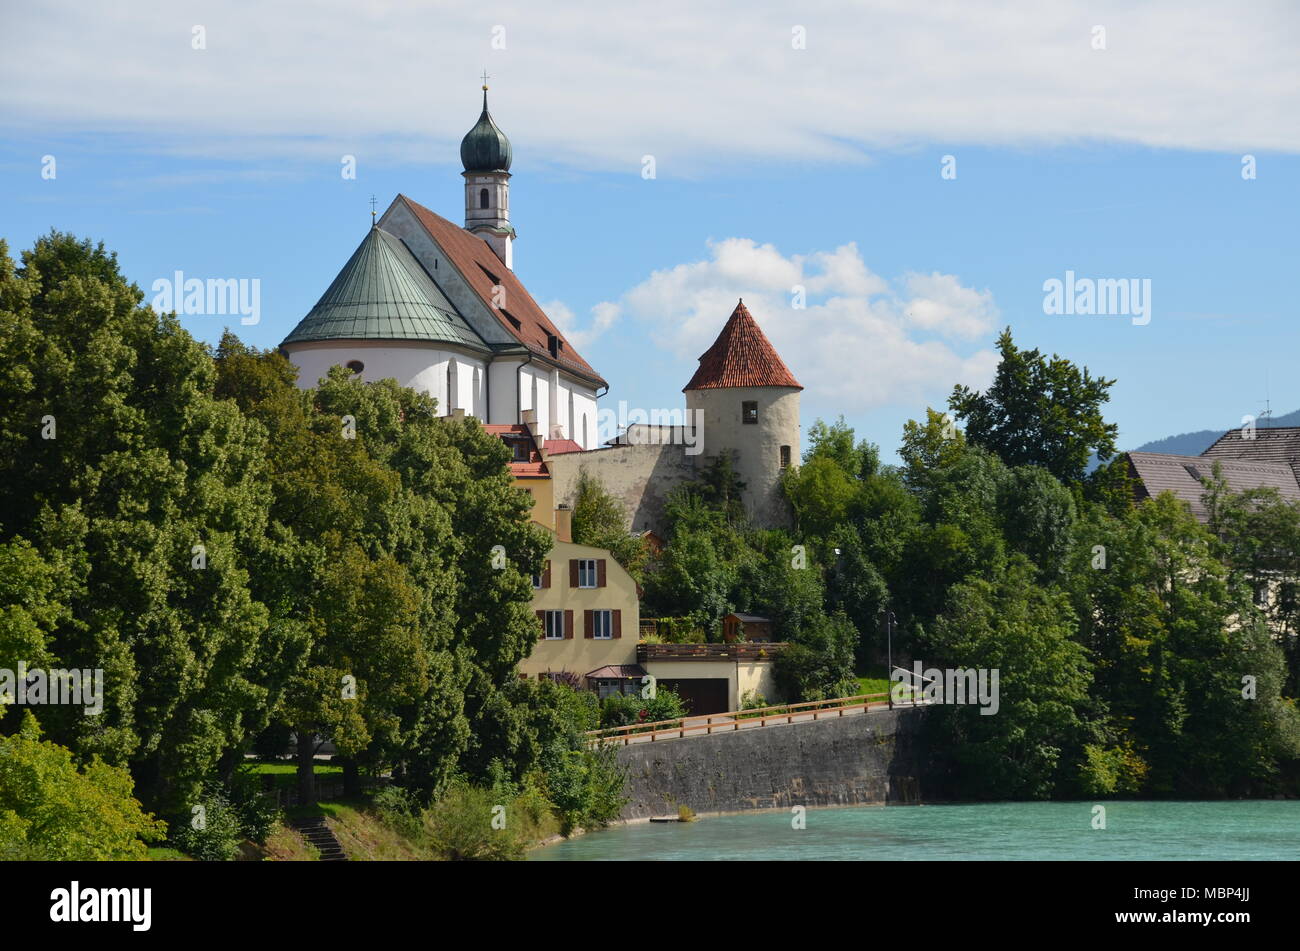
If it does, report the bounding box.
[479,188,490,209]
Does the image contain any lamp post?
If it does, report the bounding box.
[886,610,896,710]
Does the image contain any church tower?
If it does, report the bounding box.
[460,82,515,269]
[684,300,802,527]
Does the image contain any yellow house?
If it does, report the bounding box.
[519,507,788,716]
[518,511,642,696]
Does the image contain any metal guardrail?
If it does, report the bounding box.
[586,692,893,746]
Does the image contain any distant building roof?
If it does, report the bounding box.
[683,299,802,392]
[1127,451,1300,521]
[282,227,489,349]
[726,613,773,624]
[395,195,607,387]
[1202,426,1300,465]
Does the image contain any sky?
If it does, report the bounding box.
[2,0,1298,461]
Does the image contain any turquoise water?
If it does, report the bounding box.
[530,801,1300,861]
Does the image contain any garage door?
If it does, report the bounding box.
[659,678,730,716]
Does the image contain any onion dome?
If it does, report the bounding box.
[459,87,512,172]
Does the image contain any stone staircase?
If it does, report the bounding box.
[291,816,348,862]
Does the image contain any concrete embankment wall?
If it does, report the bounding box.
[615,707,947,820]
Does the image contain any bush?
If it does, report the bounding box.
[229,769,280,844]
[421,781,529,861]
[170,788,245,861]
[371,784,424,840]
[598,687,687,730]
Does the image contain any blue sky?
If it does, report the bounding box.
[2,1,1297,461]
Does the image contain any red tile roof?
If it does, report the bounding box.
[543,438,583,456]
[682,300,802,392]
[397,195,606,387]
[484,423,549,477]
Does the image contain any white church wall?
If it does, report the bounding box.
[487,358,521,425]
[285,342,486,419]
[571,385,597,450]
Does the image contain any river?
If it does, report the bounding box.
[530,800,1300,861]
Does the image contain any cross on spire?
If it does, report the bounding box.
[369,195,377,226]
[480,69,490,90]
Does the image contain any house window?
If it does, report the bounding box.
[542,610,565,640]
[1254,582,1270,607]
[479,188,490,209]
[346,360,364,374]
[591,610,613,639]
[577,559,598,588]
[508,438,530,462]
[743,401,758,424]
[593,678,639,700]
[780,445,791,468]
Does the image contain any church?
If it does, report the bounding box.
[281,85,804,532]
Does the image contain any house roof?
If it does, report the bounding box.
[727,613,772,623]
[484,423,548,477]
[683,299,802,392]
[1203,426,1300,465]
[1127,451,1300,521]
[282,227,489,349]
[396,195,607,387]
[543,438,583,456]
[585,665,647,680]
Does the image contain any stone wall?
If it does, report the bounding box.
[614,706,947,820]
[548,441,699,536]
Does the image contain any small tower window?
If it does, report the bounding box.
[346,360,364,374]
[479,188,490,209]
[742,401,759,424]
[780,445,791,468]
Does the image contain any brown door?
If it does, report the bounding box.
[659,678,730,716]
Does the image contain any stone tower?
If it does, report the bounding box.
[683,300,802,527]
[460,84,515,269]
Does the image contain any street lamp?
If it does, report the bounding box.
[886,610,896,710]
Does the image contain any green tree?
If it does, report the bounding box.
[0,234,291,812]
[0,712,167,860]
[919,558,1094,799]
[949,327,1118,484]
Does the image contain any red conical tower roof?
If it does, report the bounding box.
[682,300,802,392]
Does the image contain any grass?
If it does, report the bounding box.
[245,758,343,790]
[856,667,916,702]
[147,846,192,861]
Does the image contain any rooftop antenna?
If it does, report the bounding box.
[1262,370,1273,428]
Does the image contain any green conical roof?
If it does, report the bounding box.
[282,227,488,349]
[460,88,512,172]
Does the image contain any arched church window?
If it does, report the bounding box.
[479,188,490,209]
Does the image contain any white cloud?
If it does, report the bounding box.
[542,298,621,349]
[1,2,1297,171]
[600,238,1000,411]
